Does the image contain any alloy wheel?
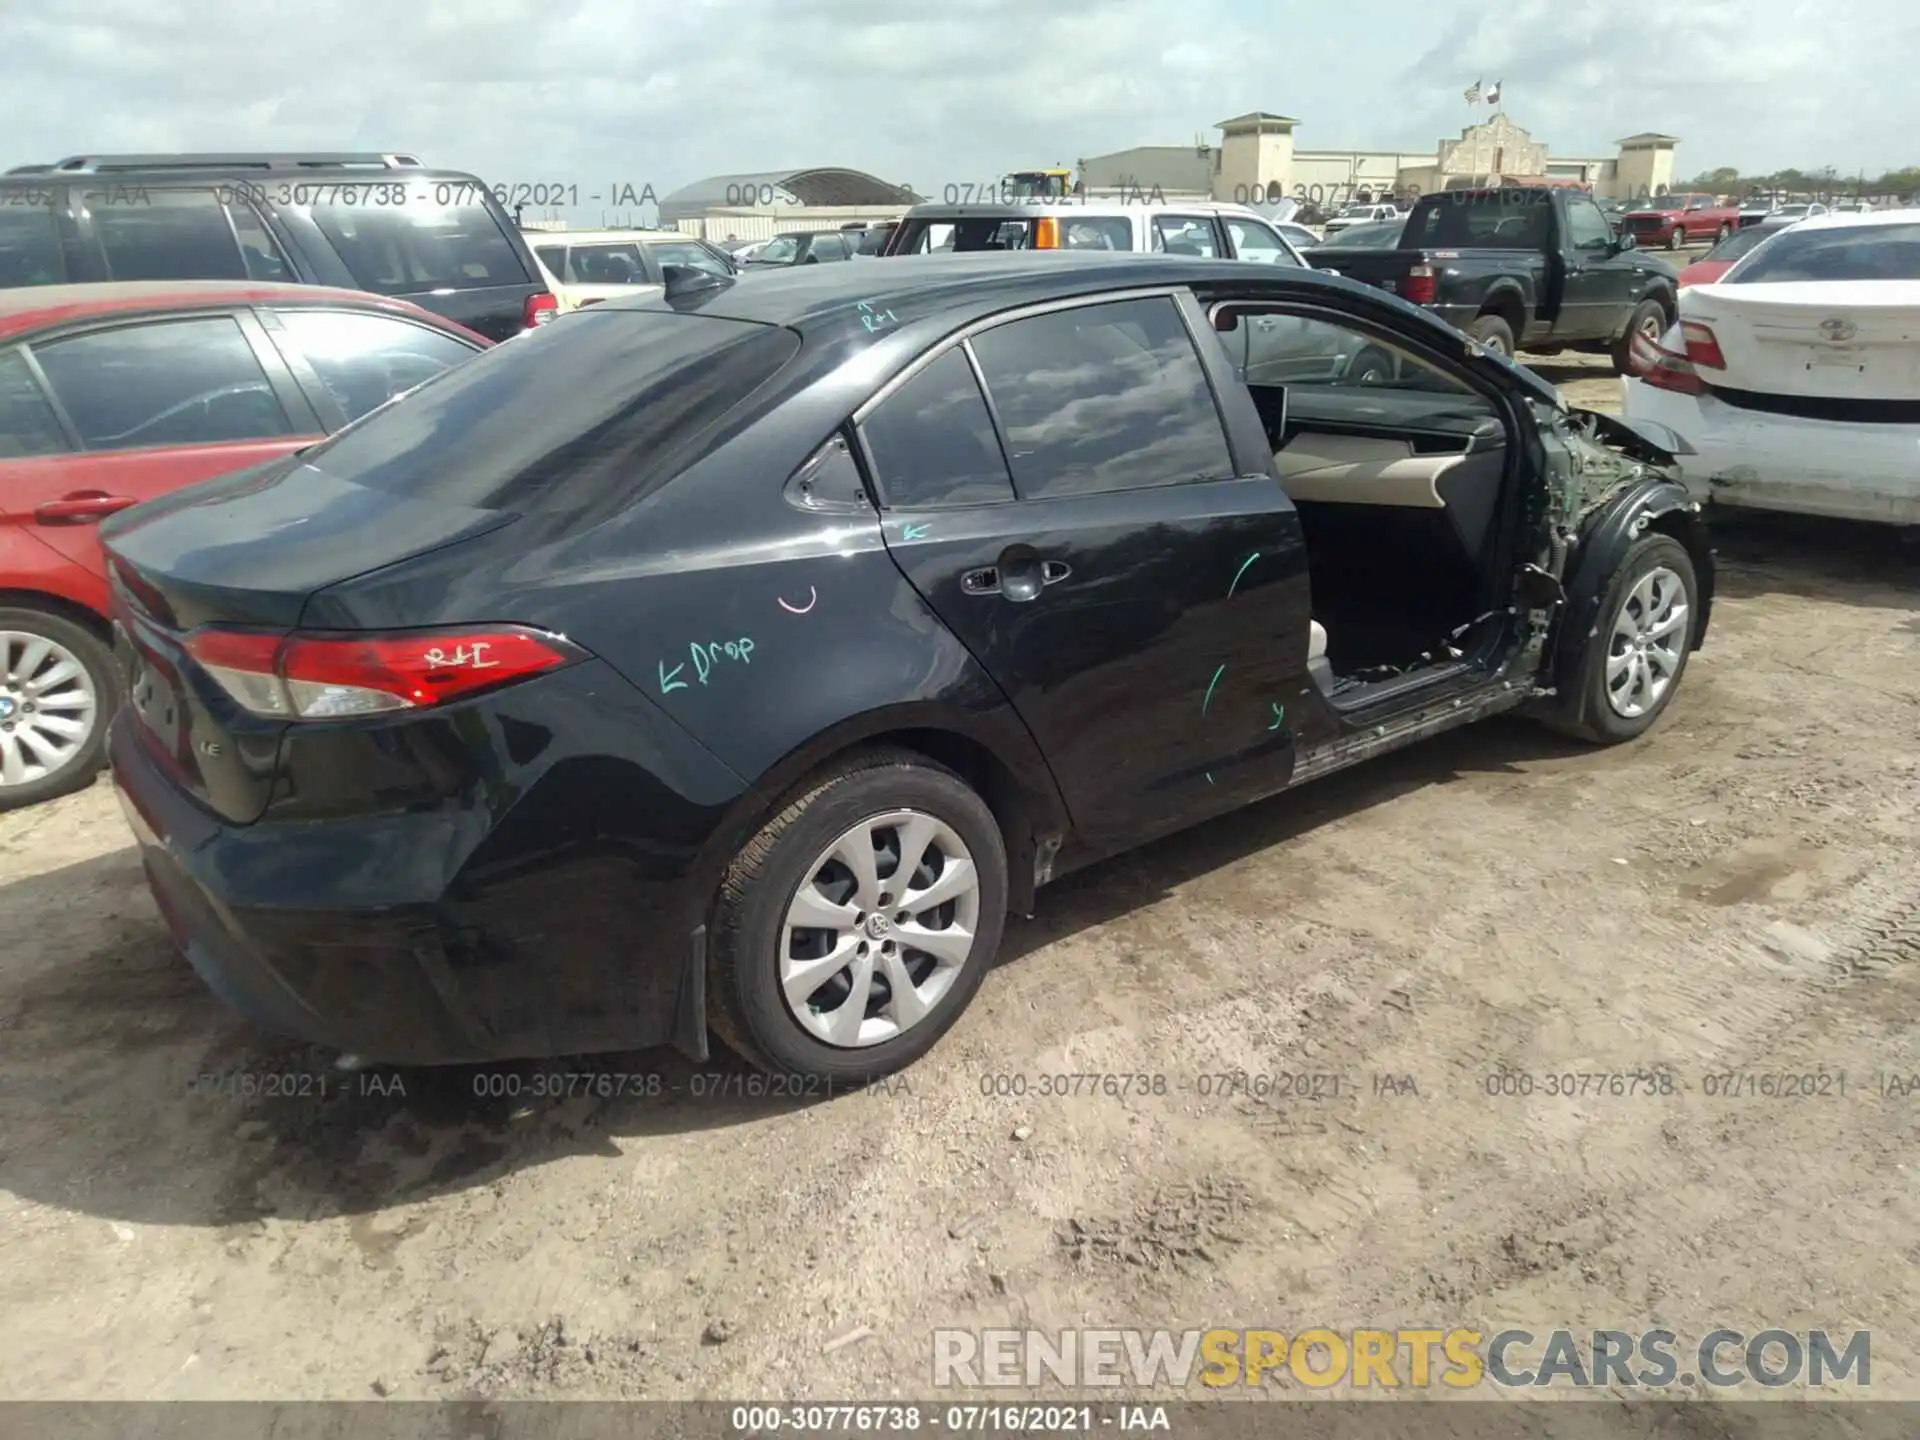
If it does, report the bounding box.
[779,809,982,1048]
[0,630,98,789]
[1605,567,1688,719]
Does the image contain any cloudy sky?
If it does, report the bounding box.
[5,0,1914,211]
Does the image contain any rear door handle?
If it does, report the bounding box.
[35,493,138,525]
[961,566,1000,595]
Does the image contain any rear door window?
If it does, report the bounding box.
[1224,216,1302,266]
[0,200,66,287]
[306,198,532,294]
[32,316,296,450]
[565,243,650,284]
[967,296,1234,500]
[648,239,732,277]
[858,348,1016,509]
[0,349,70,457]
[92,188,251,281]
[269,309,480,425]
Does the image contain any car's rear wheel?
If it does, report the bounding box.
[1547,534,1698,744]
[1612,298,1670,375]
[0,607,116,812]
[1466,313,1515,359]
[708,748,1007,1081]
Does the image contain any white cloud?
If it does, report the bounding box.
[4,0,1915,215]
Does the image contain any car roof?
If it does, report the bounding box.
[898,199,1272,222]
[0,280,455,341]
[1774,206,1920,232]
[525,229,699,245]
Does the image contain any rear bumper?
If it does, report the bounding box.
[1623,380,1920,524]
[108,664,756,1065]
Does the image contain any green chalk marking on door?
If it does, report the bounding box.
[901,523,930,541]
[1227,551,1261,597]
[1201,663,1226,715]
[1269,702,1285,730]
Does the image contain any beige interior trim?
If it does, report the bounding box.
[1273,433,1459,508]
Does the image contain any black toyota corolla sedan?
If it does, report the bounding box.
[102,253,1714,1082]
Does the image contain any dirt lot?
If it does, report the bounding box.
[4,344,1919,1404]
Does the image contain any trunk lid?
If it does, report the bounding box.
[1685,282,1920,403]
[102,454,516,824]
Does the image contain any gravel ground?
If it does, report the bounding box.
[5,309,1919,1406]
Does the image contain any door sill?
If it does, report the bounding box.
[1324,659,1477,715]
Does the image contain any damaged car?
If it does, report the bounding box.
[102,254,1713,1083]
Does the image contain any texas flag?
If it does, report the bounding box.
[1485,79,1503,104]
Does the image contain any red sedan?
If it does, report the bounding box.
[0,281,489,809]
[1674,218,1794,288]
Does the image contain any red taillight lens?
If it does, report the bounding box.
[1400,264,1437,304]
[1633,330,1706,395]
[523,292,559,328]
[185,626,579,720]
[1680,320,1725,369]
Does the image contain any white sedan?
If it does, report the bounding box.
[1624,209,1920,525]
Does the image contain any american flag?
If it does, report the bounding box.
[1464,79,1482,103]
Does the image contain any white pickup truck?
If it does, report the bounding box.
[1320,202,1404,237]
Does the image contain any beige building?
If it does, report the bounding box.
[1080,114,1680,206]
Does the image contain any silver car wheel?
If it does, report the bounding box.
[0,629,98,788]
[1605,566,1688,719]
[779,809,981,1049]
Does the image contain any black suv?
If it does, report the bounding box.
[0,153,554,341]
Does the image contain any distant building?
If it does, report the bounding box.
[657,166,919,242]
[1079,114,1680,206]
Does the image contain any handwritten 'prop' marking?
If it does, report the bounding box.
[1227,551,1261,598]
[778,586,818,615]
[659,637,755,695]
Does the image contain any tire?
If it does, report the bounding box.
[1546,534,1698,745]
[707,747,1008,1082]
[1466,313,1515,359]
[1346,346,1395,384]
[1665,228,1682,250]
[1715,223,1731,242]
[1611,297,1671,376]
[0,606,118,812]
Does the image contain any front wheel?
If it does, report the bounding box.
[1665,228,1682,250]
[0,607,117,812]
[707,748,1008,1081]
[1546,534,1698,744]
[1715,222,1732,242]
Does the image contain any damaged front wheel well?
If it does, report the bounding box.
[1644,506,1714,649]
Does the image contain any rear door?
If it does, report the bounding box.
[857,290,1312,846]
[12,311,318,580]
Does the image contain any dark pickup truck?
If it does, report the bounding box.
[1307,186,1679,375]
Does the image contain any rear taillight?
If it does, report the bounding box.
[1680,320,1726,369]
[1400,264,1437,304]
[185,626,580,720]
[523,292,559,328]
[1033,216,1060,249]
[1632,328,1707,395]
